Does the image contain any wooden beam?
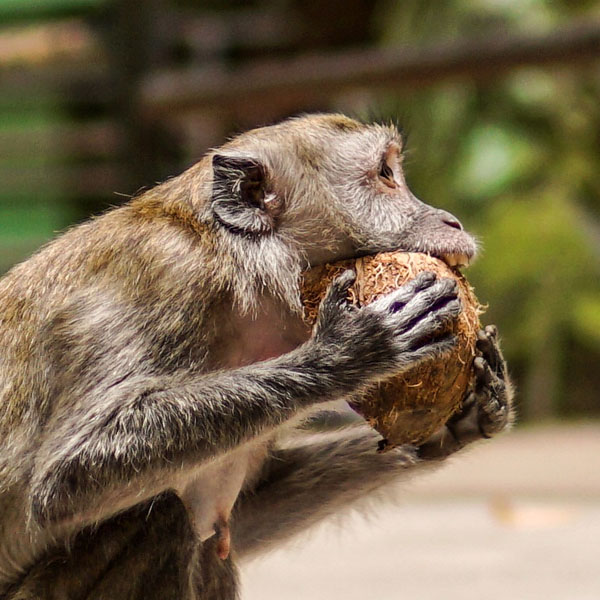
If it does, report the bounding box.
[0,19,96,67]
[140,20,600,117]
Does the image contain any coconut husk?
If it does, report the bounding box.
[300,252,483,450]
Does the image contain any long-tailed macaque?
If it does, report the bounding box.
[0,114,511,599]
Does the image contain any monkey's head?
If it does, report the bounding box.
[200,114,477,310]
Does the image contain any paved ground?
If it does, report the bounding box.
[241,423,600,600]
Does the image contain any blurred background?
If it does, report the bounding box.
[1,1,599,598]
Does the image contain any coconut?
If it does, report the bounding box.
[300,252,482,450]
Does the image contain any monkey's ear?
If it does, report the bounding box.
[210,154,278,236]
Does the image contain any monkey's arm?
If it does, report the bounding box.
[29,344,366,525]
[29,273,459,525]
[233,324,512,558]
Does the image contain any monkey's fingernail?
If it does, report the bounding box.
[417,272,436,284]
[485,324,498,337]
[474,356,486,370]
[476,330,490,344]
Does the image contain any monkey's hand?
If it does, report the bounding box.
[417,324,513,459]
[313,270,461,386]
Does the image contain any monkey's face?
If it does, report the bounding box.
[209,114,477,270]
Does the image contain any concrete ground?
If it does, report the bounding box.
[241,423,600,600]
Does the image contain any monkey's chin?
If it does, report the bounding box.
[440,253,472,268]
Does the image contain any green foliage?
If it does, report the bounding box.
[0,107,75,273]
[572,294,600,348]
[454,124,542,198]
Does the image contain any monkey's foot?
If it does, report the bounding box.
[417,324,513,459]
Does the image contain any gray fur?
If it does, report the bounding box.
[0,114,512,599]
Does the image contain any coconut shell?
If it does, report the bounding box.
[300,252,482,450]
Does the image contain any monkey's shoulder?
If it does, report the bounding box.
[1,201,226,313]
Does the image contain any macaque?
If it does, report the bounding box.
[0,114,511,599]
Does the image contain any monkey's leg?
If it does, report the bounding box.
[5,493,198,600]
[232,425,439,559]
[417,325,514,460]
[5,492,238,600]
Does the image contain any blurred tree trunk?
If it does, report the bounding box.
[108,0,183,194]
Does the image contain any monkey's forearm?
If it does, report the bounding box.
[29,342,383,525]
[232,425,438,559]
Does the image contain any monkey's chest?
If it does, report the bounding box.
[178,300,308,554]
[177,442,268,554]
[211,300,311,368]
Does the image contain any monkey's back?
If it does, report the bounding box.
[0,198,225,464]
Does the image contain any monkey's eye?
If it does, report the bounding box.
[379,160,397,189]
[377,143,402,189]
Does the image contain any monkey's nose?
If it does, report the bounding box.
[438,210,463,231]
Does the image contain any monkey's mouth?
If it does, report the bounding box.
[440,253,472,269]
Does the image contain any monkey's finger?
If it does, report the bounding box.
[476,326,507,381]
[472,356,508,410]
[484,324,498,337]
[389,278,459,333]
[330,269,356,301]
[486,325,509,382]
[319,269,357,316]
[401,335,457,367]
[371,271,437,314]
[473,356,495,392]
[397,298,462,346]
[475,329,495,362]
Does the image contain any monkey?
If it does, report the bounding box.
[0,114,512,599]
